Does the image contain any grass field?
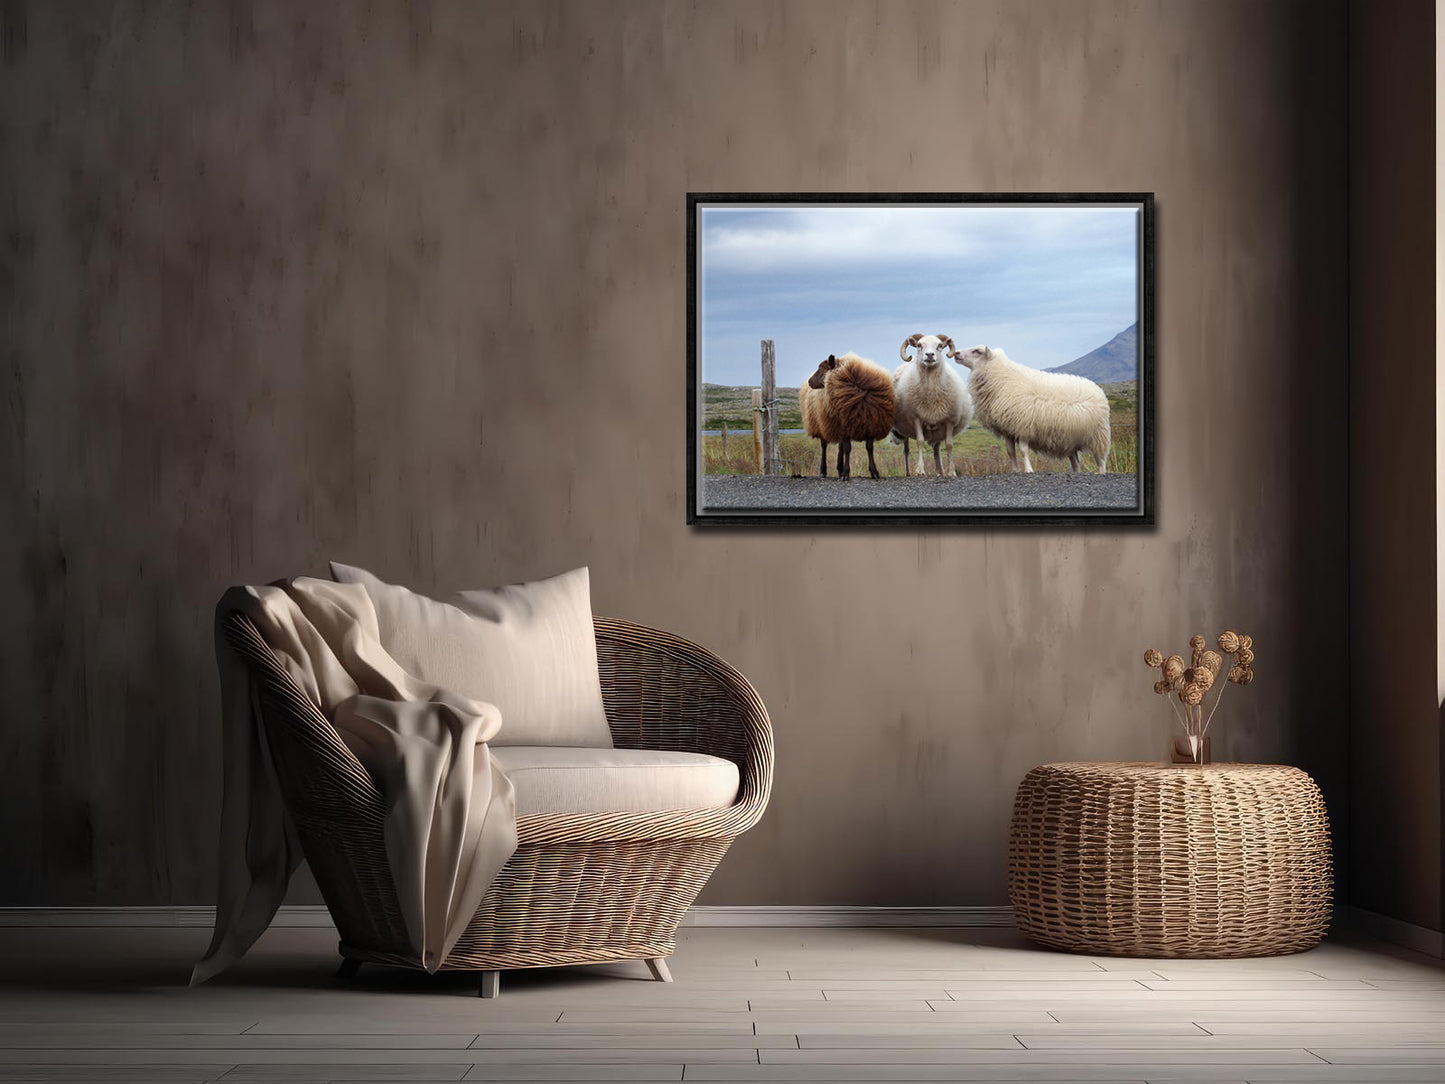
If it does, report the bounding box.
[703,380,1139,477]
[704,383,803,431]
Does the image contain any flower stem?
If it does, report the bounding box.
[1202,669,1230,736]
[1166,690,1188,732]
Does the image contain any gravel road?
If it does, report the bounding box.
[702,472,1138,512]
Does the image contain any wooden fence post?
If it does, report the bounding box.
[721,420,729,458]
[752,389,763,473]
[760,340,777,475]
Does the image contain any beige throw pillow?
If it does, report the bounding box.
[329,563,613,748]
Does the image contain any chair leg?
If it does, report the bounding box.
[645,957,673,983]
[477,970,500,998]
[335,958,361,980]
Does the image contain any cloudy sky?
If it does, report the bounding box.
[697,203,1140,388]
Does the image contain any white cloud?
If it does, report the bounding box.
[697,202,1141,386]
[700,204,1139,276]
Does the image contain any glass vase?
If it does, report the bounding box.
[1169,702,1212,764]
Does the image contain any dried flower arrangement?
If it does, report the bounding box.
[1143,631,1256,763]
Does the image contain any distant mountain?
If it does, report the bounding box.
[1048,323,1138,384]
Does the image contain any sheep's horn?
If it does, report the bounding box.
[899,333,923,362]
[937,334,957,356]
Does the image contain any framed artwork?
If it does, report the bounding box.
[686,192,1154,527]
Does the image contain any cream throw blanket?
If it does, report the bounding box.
[191,578,517,985]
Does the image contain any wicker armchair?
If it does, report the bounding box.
[221,612,773,994]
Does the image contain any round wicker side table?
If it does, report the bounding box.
[1008,762,1332,958]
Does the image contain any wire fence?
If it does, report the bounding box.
[703,422,1139,478]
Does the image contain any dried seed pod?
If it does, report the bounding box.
[1201,649,1224,674]
[1240,634,1253,650]
[1194,666,1215,691]
[1153,679,1172,695]
[1228,664,1248,684]
[1237,647,1255,666]
[1189,635,1205,651]
[1180,684,1205,706]
[1237,667,1255,686]
[1143,648,1164,668]
[1163,655,1185,682]
[1218,631,1240,654]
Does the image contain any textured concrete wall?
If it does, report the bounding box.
[1349,0,1440,933]
[0,0,1349,906]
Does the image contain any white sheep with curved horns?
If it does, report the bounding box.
[951,344,1112,474]
[891,333,974,477]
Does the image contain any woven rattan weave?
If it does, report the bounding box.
[1009,762,1331,958]
[221,612,773,974]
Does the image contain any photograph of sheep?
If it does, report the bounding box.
[686,193,1154,526]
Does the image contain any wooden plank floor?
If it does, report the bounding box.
[0,925,1443,1082]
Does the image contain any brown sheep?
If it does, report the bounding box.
[799,352,897,480]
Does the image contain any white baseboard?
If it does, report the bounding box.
[0,906,333,928]
[18,904,1442,955]
[682,906,1015,927]
[0,904,1014,930]
[1340,905,1445,958]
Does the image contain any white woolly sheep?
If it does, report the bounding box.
[799,352,896,480]
[951,344,1111,474]
[892,333,974,477]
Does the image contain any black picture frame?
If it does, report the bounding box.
[686,192,1155,527]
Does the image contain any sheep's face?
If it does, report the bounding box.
[900,333,955,369]
[954,345,993,370]
[807,355,841,390]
